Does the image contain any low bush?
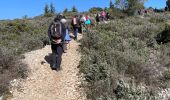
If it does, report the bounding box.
[0,46,29,96]
[80,13,170,99]
[0,16,53,96]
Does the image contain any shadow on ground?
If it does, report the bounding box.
[44,53,53,69]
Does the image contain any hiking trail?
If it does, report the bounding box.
[9,34,86,100]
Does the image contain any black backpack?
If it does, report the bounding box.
[50,21,62,38]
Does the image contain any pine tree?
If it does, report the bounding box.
[167,0,170,11]
[50,3,55,14]
[44,4,50,15]
[72,6,78,12]
[115,0,128,10]
[109,0,114,8]
[63,8,68,13]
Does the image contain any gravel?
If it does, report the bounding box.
[9,34,86,100]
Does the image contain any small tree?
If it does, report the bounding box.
[44,4,50,15]
[126,0,145,15]
[109,0,114,9]
[50,3,56,14]
[22,15,28,19]
[115,0,146,15]
[115,0,128,10]
[72,6,78,12]
[63,8,68,13]
[89,7,103,13]
[165,6,169,11]
[167,0,170,11]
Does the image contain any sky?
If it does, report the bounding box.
[0,0,167,20]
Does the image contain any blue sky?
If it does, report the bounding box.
[0,0,167,20]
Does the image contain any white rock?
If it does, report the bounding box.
[10,79,19,87]
[0,96,3,100]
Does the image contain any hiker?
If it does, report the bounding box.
[106,12,110,21]
[144,10,147,14]
[138,9,141,15]
[78,15,83,34]
[101,10,106,21]
[61,18,71,53]
[64,26,71,52]
[90,16,95,29]
[80,15,86,33]
[96,13,100,24]
[71,15,80,40]
[48,15,66,71]
[85,15,91,31]
[80,14,86,23]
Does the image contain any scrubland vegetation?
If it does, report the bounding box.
[80,12,170,99]
[0,16,53,96]
[1,1,170,99]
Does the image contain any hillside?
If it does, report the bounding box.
[80,12,170,99]
[0,16,53,98]
[0,11,170,100]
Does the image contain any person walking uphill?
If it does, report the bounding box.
[101,10,106,21]
[61,17,71,53]
[48,15,66,71]
[71,15,80,40]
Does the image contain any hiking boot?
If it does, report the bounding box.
[56,67,62,71]
[63,50,67,53]
[74,37,77,40]
[51,64,57,70]
[51,67,56,70]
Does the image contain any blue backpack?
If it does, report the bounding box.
[85,19,91,25]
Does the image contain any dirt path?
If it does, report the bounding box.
[9,34,86,100]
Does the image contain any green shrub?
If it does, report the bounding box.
[149,17,165,23]
[0,46,29,96]
[80,14,170,99]
[0,16,53,97]
[163,70,170,80]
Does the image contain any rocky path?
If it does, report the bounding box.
[9,34,86,100]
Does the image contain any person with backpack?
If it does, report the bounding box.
[78,15,82,34]
[106,12,110,21]
[96,13,100,24]
[80,15,86,33]
[80,14,86,23]
[71,15,80,40]
[61,18,71,53]
[85,15,91,31]
[48,15,66,71]
[64,26,71,52]
[101,10,106,21]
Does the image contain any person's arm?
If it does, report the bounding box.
[76,18,80,27]
[61,23,66,42]
[71,18,74,26]
[48,23,52,41]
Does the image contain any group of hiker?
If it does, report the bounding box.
[96,10,110,23]
[47,11,111,71]
[138,9,148,16]
[48,13,95,71]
